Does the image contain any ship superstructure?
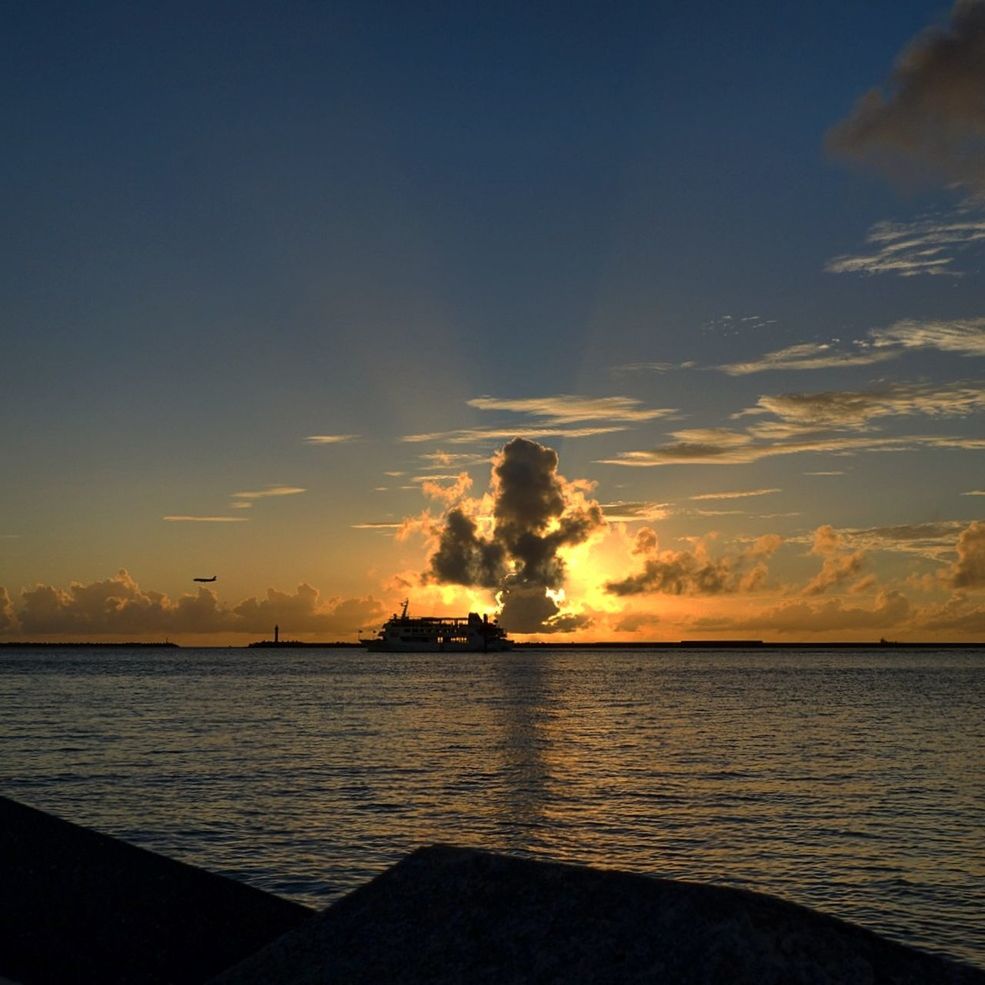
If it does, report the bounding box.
[360,601,512,652]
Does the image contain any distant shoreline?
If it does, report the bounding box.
[0,641,182,648]
[2,640,983,650]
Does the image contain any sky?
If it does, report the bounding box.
[1,0,983,642]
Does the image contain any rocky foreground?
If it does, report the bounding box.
[1,795,982,984]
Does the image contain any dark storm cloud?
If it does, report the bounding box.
[496,583,593,635]
[425,438,604,633]
[493,439,603,594]
[828,0,985,192]
[427,509,508,588]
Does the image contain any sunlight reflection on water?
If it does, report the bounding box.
[2,646,983,967]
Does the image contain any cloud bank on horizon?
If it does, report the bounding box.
[0,573,384,639]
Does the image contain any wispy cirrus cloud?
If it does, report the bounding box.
[719,341,896,375]
[403,424,628,444]
[701,313,777,337]
[304,434,359,445]
[719,318,985,375]
[600,496,776,522]
[162,515,249,522]
[599,501,673,522]
[689,488,781,501]
[603,376,985,469]
[740,381,985,429]
[599,431,985,468]
[610,361,676,374]
[466,394,676,424]
[869,318,985,357]
[403,394,675,445]
[231,485,306,500]
[826,206,985,278]
[417,451,491,469]
[166,485,306,521]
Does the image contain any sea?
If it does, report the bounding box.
[2,645,983,968]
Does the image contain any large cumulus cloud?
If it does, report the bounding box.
[428,509,508,588]
[426,437,603,633]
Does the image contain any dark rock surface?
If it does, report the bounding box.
[213,845,985,985]
[3,795,982,985]
[0,795,313,985]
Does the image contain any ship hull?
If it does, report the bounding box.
[360,639,512,652]
[360,606,513,652]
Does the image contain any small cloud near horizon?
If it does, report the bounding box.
[689,488,781,501]
[305,434,359,444]
[162,515,248,523]
[0,570,385,637]
[231,486,306,500]
[600,501,673,522]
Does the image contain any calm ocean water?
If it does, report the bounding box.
[2,646,983,967]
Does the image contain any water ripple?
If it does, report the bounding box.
[1,645,983,968]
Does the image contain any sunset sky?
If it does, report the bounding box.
[2,1,983,642]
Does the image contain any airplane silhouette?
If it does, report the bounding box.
[193,576,217,583]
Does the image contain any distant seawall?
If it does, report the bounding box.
[4,640,982,649]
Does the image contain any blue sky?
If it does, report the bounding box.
[2,1,983,640]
